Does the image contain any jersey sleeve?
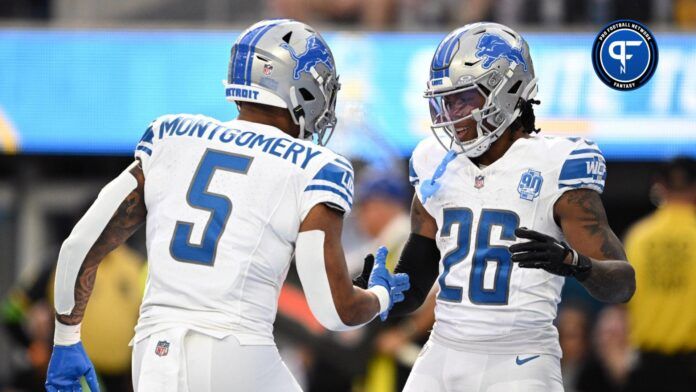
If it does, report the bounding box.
[134,119,158,175]
[557,139,607,194]
[299,155,354,220]
[409,138,437,207]
[409,156,420,187]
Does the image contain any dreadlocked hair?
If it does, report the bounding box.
[511,98,541,134]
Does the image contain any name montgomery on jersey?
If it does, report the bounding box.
[148,115,323,169]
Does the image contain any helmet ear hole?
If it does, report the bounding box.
[507,80,522,94]
[477,83,491,96]
[299,88,315,101]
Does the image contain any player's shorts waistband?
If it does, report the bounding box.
[133,317,276,347]
[430,326,562,358]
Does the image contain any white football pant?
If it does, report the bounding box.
[403,338,564,392]
[132,331,302,392]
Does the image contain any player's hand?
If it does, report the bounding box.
[45,342,100,392]
[368,246,410,321]
[509,227,592,281]
[352,254,374,289]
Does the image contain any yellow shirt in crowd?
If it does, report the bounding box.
[50,245,145,373]
[625,203,696,354]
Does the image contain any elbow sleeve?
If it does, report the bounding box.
[295,230,368,331]
[390,233,440,317]
[54,162,138,315]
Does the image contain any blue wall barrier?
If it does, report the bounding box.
[0,29,694,160]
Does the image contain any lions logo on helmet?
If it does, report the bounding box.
[425,22,538,158]
[224,19,340,146]
[280,36,334,80]
[475,33,528,72]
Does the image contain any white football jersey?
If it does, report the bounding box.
[132,114,354,346]
[409,134,606,358]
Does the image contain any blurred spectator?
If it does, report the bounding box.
[1,244,145,392]
[268,0,396,29]
[623,156,696,392]
[576,305,636,392]
[0,287,52,392]
[0,0,49,19]
[557,303,591,392]
[1,0,687,28]
[353,165,411,257]
[399,0,492,30]
[675,0,696,28]
[346,165,437,392]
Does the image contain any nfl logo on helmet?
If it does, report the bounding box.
[155,340,170,357]
[263,63,273,76]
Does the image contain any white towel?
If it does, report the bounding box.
[137,327,189,392]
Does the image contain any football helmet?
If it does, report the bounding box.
[225,19,340,145]
[425,22,538,157]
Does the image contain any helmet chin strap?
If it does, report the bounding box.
[460,115,516,158]
[289,85,310,140]
[298,116,307,140]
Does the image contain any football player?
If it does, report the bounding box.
[45,19,409,392]
[358,22,636,391]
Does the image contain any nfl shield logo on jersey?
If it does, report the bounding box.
[155,340,170,357]
[517,169,543,201]
[474,175,485,189]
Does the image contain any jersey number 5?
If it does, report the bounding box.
[170,149,253,266]
[438,209,519,305]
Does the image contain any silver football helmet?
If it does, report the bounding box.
[224,19,340,145]
[425,22,538,157]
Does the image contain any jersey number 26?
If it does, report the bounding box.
[438,209,519,305]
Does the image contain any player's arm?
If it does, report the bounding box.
[46,161,146,391]
[55,161,146,325]
[554,189,635,302]
[510,189,635,303]
[355,196,441,317]
[297,203,409,331]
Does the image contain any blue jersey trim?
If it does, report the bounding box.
[559,182,605,192]
[136,145,152,156]
[139,126,154,144]
[569,148,601,155]
[559,157,605,181]
[311,162,354,197]
[565,137,597,146]
[333,157,352,171]
[304,185,353,207]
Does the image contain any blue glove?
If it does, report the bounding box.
[368,246,410,321]
[45,342,100,392]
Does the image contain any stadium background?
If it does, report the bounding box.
[1,0,695,391]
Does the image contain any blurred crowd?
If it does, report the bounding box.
[1,0,695,29]
[1,157,694,392]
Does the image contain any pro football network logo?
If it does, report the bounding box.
[592,20,658,91]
